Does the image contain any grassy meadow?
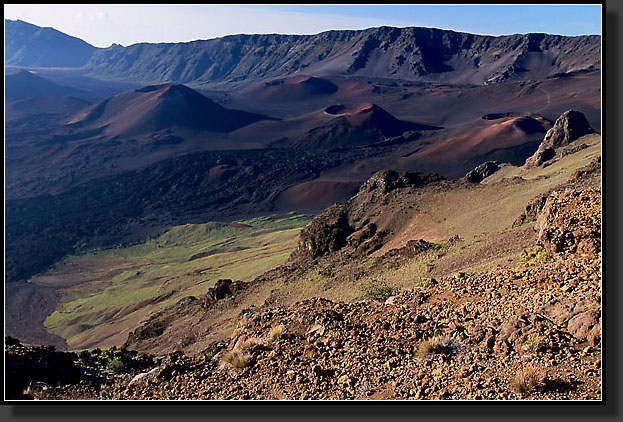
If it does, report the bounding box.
[33,214,311,350]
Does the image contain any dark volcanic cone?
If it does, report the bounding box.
[323,103,439,136]
[279,103,441,150]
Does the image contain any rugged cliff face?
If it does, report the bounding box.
[524,110,596,168]
[84,28,600,86]
[6,20,600,87]
[291,170,445,261]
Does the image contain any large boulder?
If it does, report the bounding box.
[464,161,501,183]
[524,110,595,168]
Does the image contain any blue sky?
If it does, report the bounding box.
[4,4,602,48]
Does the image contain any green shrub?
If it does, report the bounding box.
[107,357,126,374]
[357,279,399,302]
[520,248,550,266]
[415,277,433,288]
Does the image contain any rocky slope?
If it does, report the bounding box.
[292,170,444,260]
[5,154,601,400]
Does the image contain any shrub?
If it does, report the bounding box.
[416,336,463,360]
[511,366,544,394]
[107,357,126,374]
[268,325,284,343]
[357,279,399,302]
[520,248,550,266]
[523,334,544,355]
[415,277,433,288]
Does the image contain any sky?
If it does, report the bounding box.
[4,4,602,48]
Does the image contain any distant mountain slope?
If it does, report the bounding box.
[5,19,97,67]
[5,20,600,86]
[6,70,84,99]
[67,83,275,136]
[84,26,600,86]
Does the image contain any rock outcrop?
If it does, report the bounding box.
[292,170,444,260]
[207,279,245,301]
[536,187,601,257]
[464,161,501,183]
[524,110,595,168]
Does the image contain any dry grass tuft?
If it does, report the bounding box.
[222,349,250,368]
[523,334,544,355]
[268,325,284,343]
[511,366,544,394]
[221,337,263,368]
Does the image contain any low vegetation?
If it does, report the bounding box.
[38,214,310,350]
[415,276,433,288]
[267,325,284,344]
[511,365,544,395]
[520,248,551,266]
[222,337,265,369]
[356,279,399,302]
[523,334,545,355]
[416,336,464,361]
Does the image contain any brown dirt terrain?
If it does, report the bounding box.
[56,129,596,356]
[63,131,598,360]
[19,178,600,400]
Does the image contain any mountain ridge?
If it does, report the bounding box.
[5,19,97,67]
[5,20,600,88]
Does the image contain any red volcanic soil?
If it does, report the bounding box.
[67,83,273,137]
[401,115,550,178]
[274,180,362,212]
[229,101,439,150]
[248,75,338,103]
[274,102,440,150]
[417,115,549,161]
